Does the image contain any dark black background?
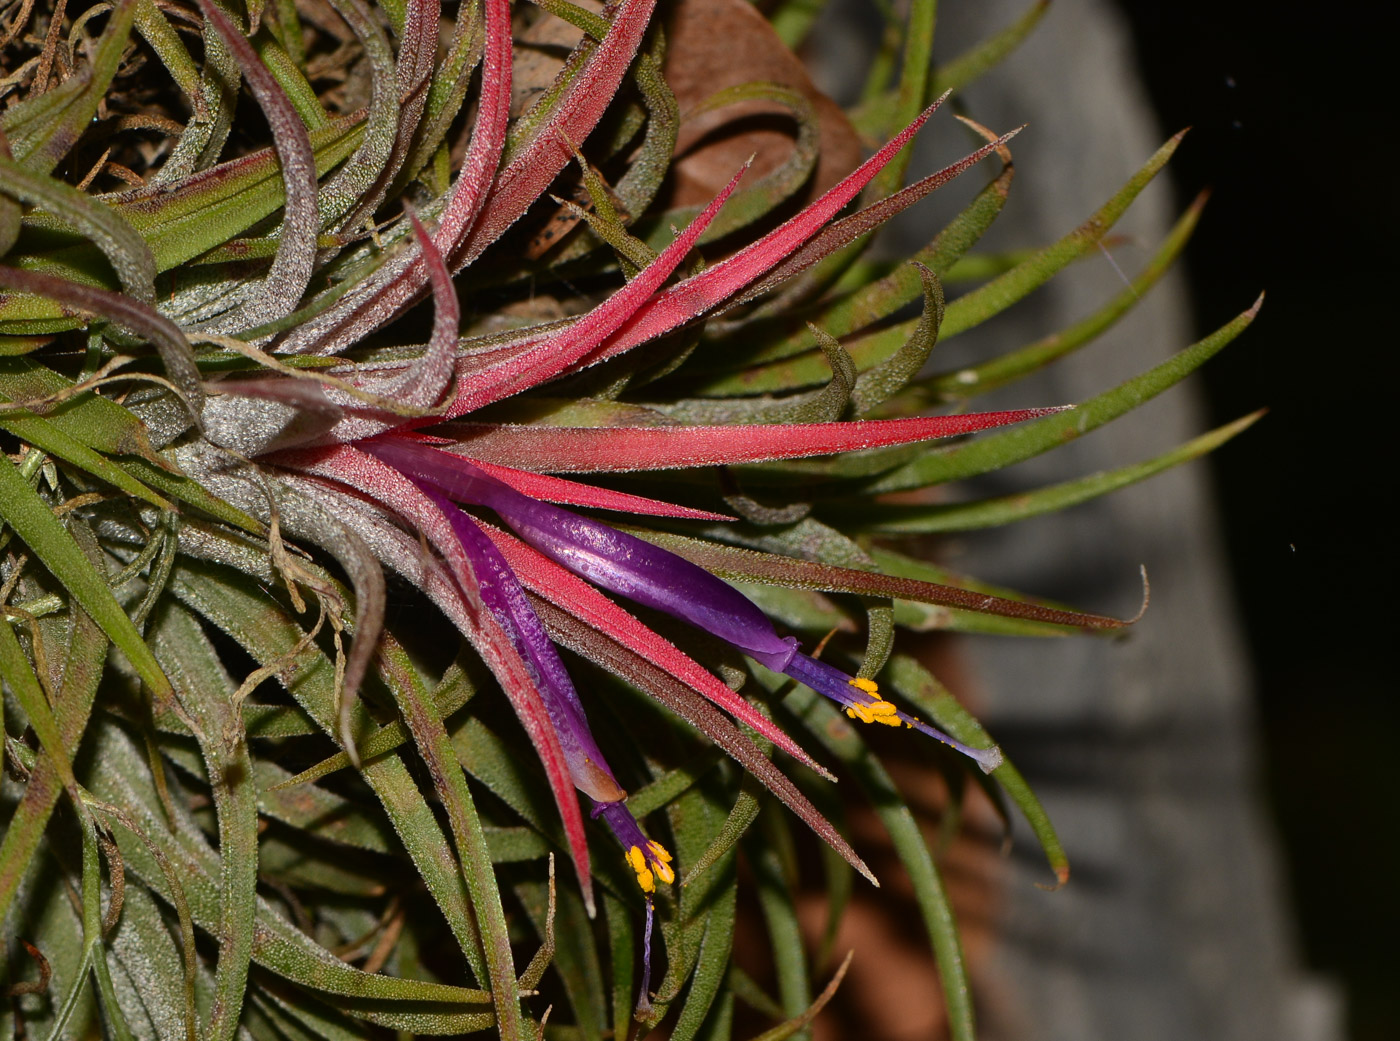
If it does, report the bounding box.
[1110,3,1395,1038]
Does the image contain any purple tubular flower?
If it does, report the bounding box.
[369,437,1004,774]
[368,437,801,668]
[419,484,625,802]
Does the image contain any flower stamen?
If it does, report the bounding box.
[844,680,903,727]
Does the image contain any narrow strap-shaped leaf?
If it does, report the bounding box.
[915,190,1209,403]
[149,605,258,1041]
[446,159,748,414]
[115,116,363,270]
[865,294,1263,492]
[0,451,172,699]
[315,0,401,232]
[0,576,106,925]
[0,612,79,808]
[729,131,1017,316]
[90,744,494,1019]
[133,0,207,119]
[379,636,525,1041]
[1,0,137,174]
[400,0,484,187]
[162,563,494,995]
[0,356,166,461]
[644,81,819,251]
[782,686,978,1041]
[462,0,657,265]
[667,852,738,1041]
[938,131,1186,340]
[277,0,511,355]
[195,0,319,330]
[930,0,1050,96]
[850,263,943,414]
[884,656,1069,886]
[0,267,204,420]
[463,456,734,521]
[267,655,479,790]
[838,411,1264,534]
[0,405,171,510]
[709,154,1013,379]
[442,408,1063,472]
[119,457,266,535]
[0,152,156,304]
[577,101,943,371]
[627,528,1130,631]
[749,818,810,1026]
[719,130,1179,389]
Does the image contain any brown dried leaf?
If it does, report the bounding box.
[662,0,861,209]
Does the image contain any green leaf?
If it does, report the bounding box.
[937,131,1186,340]
[0,451,172,699]
[379,635,525,1040]
[884,656,1069,886]
[114,116,364,271]
[166,562,490,990]
[0,149,157,303]
[865,295,1263,492]
[915,191,1208,403]
[930,0,1050,96]
[149,604,260,1041]
[780,687,978,1041]
[0,581,106,925]
[0,406,170,510]
[0,0,138,174]
[0,356,167,461]
[839,411,1264,534]
[86,720,494,1020]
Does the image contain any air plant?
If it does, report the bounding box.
[0,1,1259,1040]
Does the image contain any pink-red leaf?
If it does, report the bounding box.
[438,408,1067,473]
[288,445,596,903]
[445,159,749,415]
[464,457,734,522]
[455,0,660,269]
[577,99,946,369]
[282,0,512,355]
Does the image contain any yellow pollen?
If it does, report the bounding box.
[648,841,676,884]
[844,680,902,726]
[625,845,656,893]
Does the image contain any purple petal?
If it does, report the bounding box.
[366,437,799,669]
[419,484,626,803]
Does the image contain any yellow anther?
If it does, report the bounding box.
[867,700,902,727]
[625,845,656,893]
[844,680,902,727]
[648,841,676,885]
[648,840,673,864]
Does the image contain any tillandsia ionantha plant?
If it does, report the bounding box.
[0,0,1263,1038]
